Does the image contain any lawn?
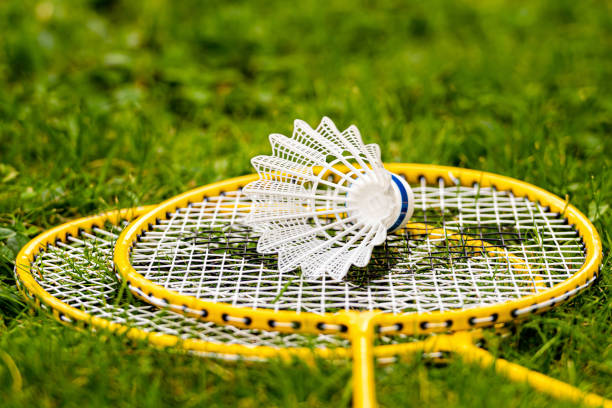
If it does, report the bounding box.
[0,0,610,406]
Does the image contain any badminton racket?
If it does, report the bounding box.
[113,163,606,407]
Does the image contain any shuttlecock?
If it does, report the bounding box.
[243,117,414,281]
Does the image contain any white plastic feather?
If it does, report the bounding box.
[243,117,414,281]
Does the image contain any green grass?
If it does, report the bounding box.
[0,0,611,406]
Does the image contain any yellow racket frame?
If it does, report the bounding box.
[114,164,601,335]
[112,163,604,407]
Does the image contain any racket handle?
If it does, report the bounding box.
[454,342,611,408]
[350,313,377,408]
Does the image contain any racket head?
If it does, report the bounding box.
[114,163,603,336]
[13,207,356,360]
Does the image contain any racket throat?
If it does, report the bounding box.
[347,312,378,408]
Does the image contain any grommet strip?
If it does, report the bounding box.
[317,322,348,333]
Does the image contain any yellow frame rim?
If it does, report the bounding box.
[113,163,603,337]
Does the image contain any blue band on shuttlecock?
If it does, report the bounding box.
[388,174,410,233]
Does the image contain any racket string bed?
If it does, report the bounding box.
[129,182,584,315]
[26,223,349,350]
